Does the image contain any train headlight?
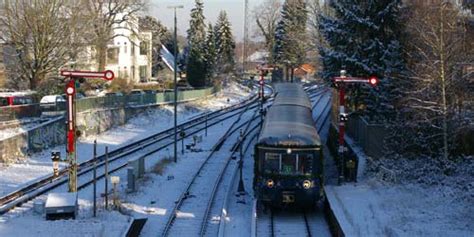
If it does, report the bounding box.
[266,179,274,188]
[302,180,312,189]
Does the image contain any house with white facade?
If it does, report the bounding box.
[104,14,152,83]
[74,13,153,84]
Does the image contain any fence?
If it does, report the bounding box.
[345,116,388,158]
[76,87,216,112]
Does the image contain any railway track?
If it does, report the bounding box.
[269,209,312,237]
[253,88,332,237]
[0,91,267,215]
[314,92,332,131]
[161,101,263,236]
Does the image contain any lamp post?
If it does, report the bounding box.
[168,5,184,163]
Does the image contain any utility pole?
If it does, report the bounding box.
[168,5,184,163]
[242,0,249,76]
[104,146,109,210]
[93,140,97,217]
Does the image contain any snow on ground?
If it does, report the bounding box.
[0,199,129,237]
[326,135,473,236]
[0,82,252,197]
[326,179,474,237]
[0,117,55,140]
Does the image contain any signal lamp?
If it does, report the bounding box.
[369,76,378,86]
[266,179,274,188]
[303,180,312,189]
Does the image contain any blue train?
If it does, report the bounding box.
[254,83,324,208]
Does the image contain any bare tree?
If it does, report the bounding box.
[0,0,86,90]
[81,0,146,71]
[307,0,328,71]
[403,1,473,161]
[253,0,281,61]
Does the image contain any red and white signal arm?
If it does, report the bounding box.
[61,70,115,81]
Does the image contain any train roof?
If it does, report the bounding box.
[272,83,312,109]
[258,83,320,147]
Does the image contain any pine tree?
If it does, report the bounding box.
[204,23,217,85]
[273,19,285,64]
[319,0,406,121]
[215,11,236,73]
[186,0,207,87]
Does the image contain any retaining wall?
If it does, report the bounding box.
[0,104,42,121]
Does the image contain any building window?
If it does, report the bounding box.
[124,66,128,78]
[124,42,127,54]
[139,65,147,82]
[131,44,135,55]
[140,41,148,55]
[107,47,119,64]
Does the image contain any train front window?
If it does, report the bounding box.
[297,154,313,175]
[281,154,296,174]
[264,153,280,174]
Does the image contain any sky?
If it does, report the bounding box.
[148,0,266,42]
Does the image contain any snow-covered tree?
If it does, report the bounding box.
[319,0,406,120]
[186,0,207,87]
[204,23,217,84]
[272,19,286,65]
[215,11,235,73]
[272,0,307,81]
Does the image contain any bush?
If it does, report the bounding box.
[106,78,134,93]
[133,83,164,91]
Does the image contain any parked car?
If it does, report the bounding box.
[40,95,66,111]
[0,91,36,107]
